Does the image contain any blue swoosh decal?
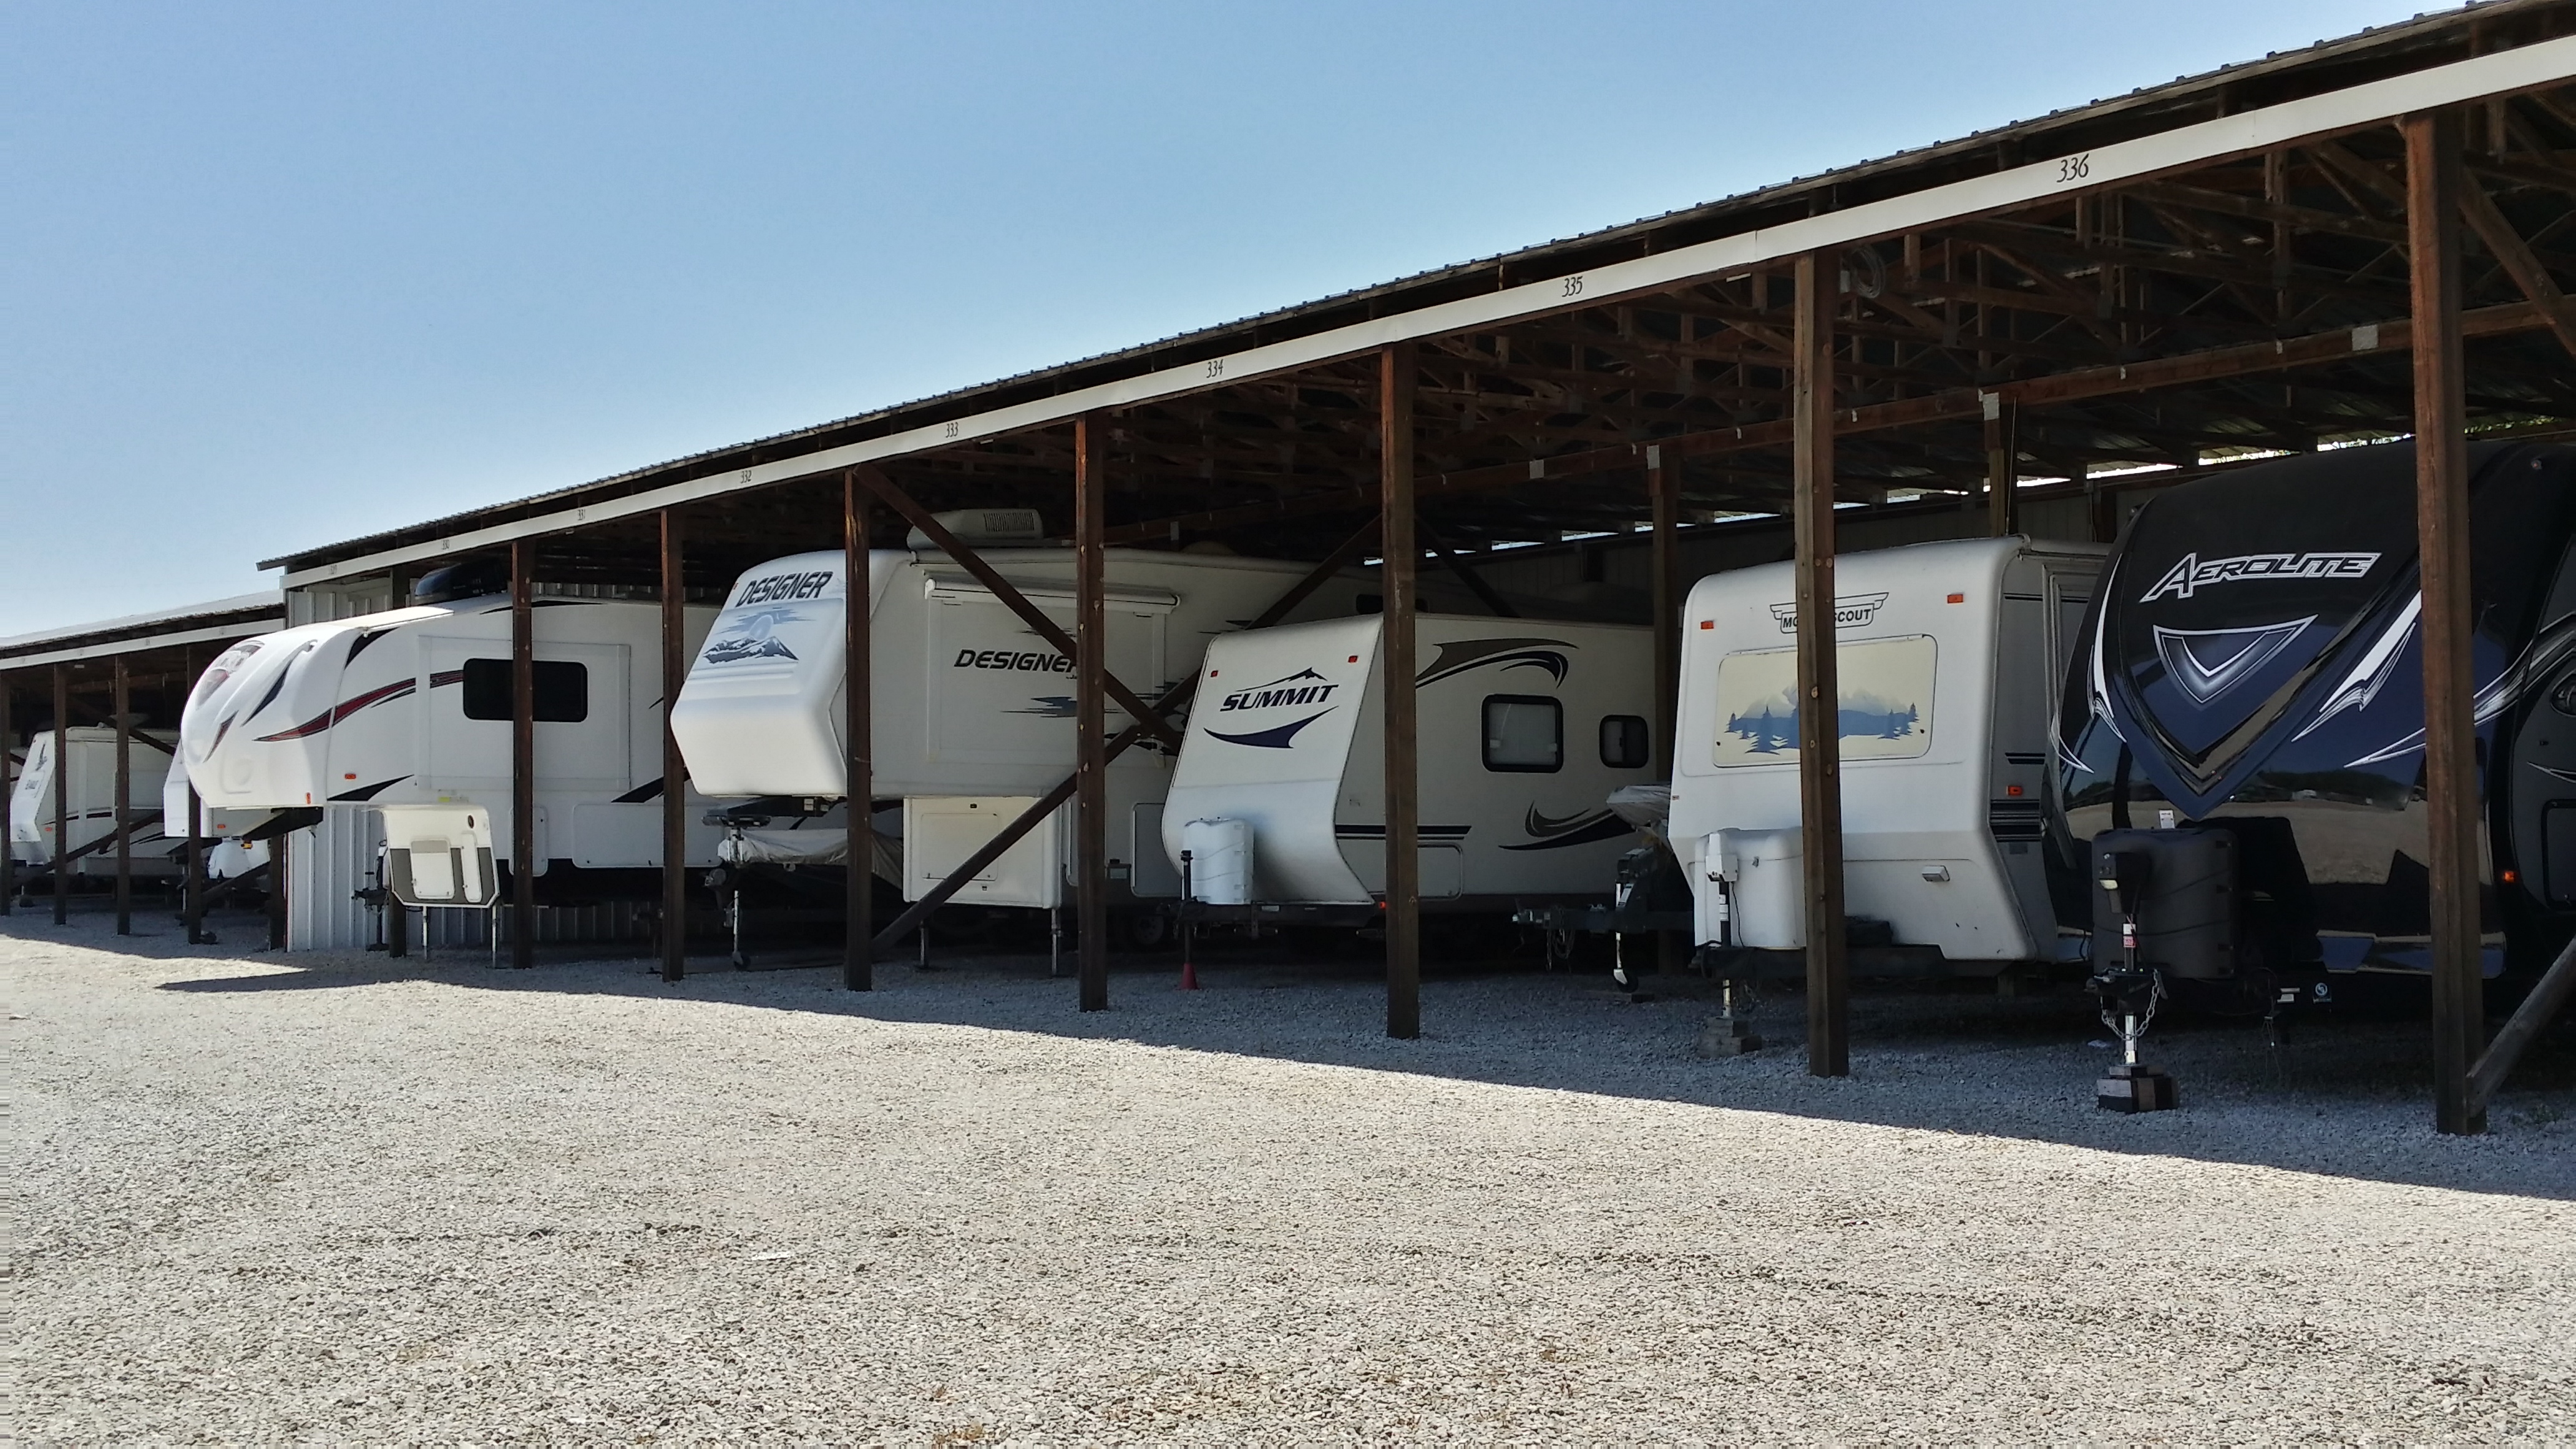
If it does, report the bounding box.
[1207,710,1333,749]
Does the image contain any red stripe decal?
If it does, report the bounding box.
[254,680,417,741]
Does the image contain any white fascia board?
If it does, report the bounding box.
[0,590,282,653]
[0,617,285,671]
[283,35,2576,592]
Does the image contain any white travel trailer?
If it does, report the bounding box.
[1670,536,2104,969]
[671,545,1383,916]
[8,726,180,879]
[1159,613,1659,909]
[179,580,722,909]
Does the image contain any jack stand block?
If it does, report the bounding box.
[1695,1016,1763,1058]
[2096,1062,2178,1113]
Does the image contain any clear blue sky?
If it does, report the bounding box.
[4,1,2439,635]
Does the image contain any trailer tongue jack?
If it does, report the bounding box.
[2092,849,2177,1113]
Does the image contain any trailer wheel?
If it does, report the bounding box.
[1116,909,1175,952]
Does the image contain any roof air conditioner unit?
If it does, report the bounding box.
[907,508,1047,549]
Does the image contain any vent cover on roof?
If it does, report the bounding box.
[906,508,1047,549]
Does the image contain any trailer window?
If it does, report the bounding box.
[1599,715,1651,769]
[1710,635,1936,766]
[1483,696,1563,773]
[461,658,589,723]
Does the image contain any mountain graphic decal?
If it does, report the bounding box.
[702,606,805,665]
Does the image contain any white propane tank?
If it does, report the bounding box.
[1179,817,1255,905]
[1705,827,1805,950]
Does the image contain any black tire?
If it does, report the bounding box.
[1116,909,1176,952]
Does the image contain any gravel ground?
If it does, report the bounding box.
[9,908,2575,1445]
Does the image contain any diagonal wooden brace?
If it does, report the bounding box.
[851,466,1183,749]
[1415,515,1518,618]
[868,511,1379,955]
[22,808,167,881]
[2457,176,2576,362]
[62,693,178,758]
[2469,933,2576,1115]
[196,857,272,910]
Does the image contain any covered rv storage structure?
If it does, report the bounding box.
[19,2,2574,1134]
[1,593,285,940]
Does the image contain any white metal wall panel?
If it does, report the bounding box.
[287,809,375,950]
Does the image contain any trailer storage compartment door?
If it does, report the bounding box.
[904,795,1063,909]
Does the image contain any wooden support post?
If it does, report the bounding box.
[183,774,207,944]
[0,675,13,915]
[52,665,69,925]
[1075,414,1110,1012]
[2407,110,2484,1136]
[2091,482,2124,545]
[1793,251,1850,1078]
[841,479,873,992]
[1650,444,1687,977]
[510,539,536,969]
[113,657,132,935]
[268,828,288,950]
[1649,446,1680,774]
[1382,343,1421,1042]
[2265,149,2293,325]
[663,507,693,984]
[180,643,207,942]
[1984,398,2018,538]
